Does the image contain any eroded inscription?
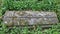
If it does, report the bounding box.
[3,11,58,26]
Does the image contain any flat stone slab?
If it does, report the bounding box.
[3,11,58,26]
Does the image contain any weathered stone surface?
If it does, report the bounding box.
[3,11,58,26]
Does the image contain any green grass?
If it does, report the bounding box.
[2,0,57,11]
[0,0,60,34]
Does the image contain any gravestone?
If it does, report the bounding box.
[3,11,58,27]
